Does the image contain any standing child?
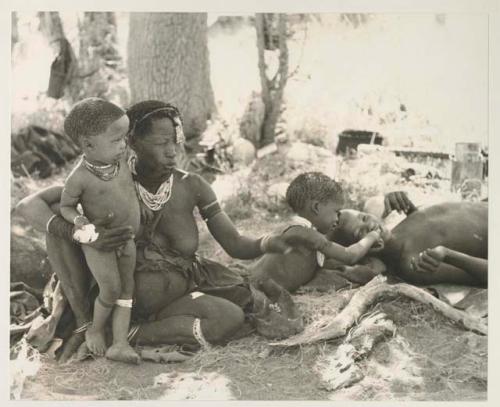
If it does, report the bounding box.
[250,172,384,291]
[60,97,141,364]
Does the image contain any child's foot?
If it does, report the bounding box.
[105,343,141,364]
[85,325,107,356]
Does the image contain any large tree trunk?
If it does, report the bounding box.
[127,13,216,140]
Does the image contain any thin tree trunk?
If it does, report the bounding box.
[37,12,65,42]
[11,12,18,49]
[255,14,289,148]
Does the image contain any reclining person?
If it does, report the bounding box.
[333,200,487,287]
[251,172,486,292]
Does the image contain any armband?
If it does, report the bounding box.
[47,215,75,241]
[199,200,222,222]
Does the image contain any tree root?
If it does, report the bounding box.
[271,275,487,347]
[314,310,396,391]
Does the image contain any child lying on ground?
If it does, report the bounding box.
[58,97,141,364]
[250,172,384,292]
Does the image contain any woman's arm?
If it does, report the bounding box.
[16,185,65,232]
[16,185,133,251]
[192,174,291,259]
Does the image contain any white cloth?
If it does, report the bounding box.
[289,216,325,267]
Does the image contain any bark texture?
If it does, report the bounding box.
[127,13,216,139]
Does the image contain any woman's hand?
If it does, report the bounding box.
[383,191,417,217]
[84,213,135,252]
[261,233,293,254]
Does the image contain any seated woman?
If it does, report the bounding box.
[332,200,487,287]
[16,100,309,361]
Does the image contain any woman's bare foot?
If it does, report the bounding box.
[105,342,141,364]
[59,332,86,363]
[85,325,107,356]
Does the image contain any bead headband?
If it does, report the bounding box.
[129,106,185,144]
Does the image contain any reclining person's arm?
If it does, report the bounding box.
[284,226,380,266]
[443,249,488,284]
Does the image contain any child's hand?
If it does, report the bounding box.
[74,214,90,229]
[366,230,381,241]
[370,237,385,252]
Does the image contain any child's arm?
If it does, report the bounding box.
[60,174,89,227]
[325,230,381,265]
[283,226,380,266]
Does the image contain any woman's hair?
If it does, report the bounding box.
[286,172,344,213]
[126,100,182,141]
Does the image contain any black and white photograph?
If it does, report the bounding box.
[6,0,498,402]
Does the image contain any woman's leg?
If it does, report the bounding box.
[45,234,92,362]
[133,293,245,347]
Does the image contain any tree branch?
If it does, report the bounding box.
[271,275,487,347]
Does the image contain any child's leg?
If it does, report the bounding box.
[82,245,121,356]
[105,240,140,364]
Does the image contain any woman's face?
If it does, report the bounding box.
[132,118,179,176]
[336,209,390,243]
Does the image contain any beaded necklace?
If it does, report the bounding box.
[82,156,120,181]
[128,153,173,211]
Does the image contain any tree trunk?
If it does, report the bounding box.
[37,12,65,42]
[127,13,216,140]
[255,13,289,147]
[69,12,122,101]
[11,12,18,49]
[37,12,77,100]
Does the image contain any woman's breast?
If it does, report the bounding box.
[153,212,200,257]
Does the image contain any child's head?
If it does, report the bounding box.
[64,97,129,164]
[286,172,344,234]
